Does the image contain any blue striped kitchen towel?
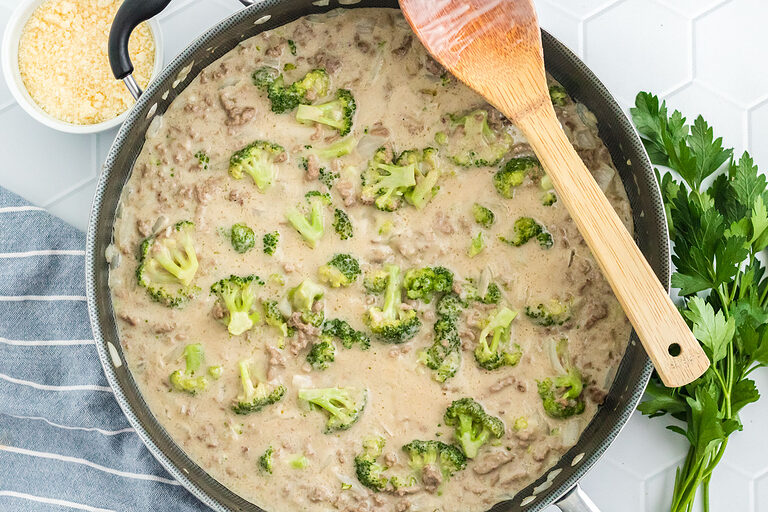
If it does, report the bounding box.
[0,187,206,512]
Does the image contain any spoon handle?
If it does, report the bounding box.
[515,108,709,387]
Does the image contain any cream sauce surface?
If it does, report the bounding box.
[109,8,633,512]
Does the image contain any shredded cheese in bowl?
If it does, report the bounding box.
[17,0,155,125]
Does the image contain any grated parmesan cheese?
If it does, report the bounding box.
[17,0,156,125]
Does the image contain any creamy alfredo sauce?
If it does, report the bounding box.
[109,8,633,512]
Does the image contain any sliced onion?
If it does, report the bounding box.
[561,418,580,446]
[357,134,388,159]
[592,163,616,193]
[547,338,566,375]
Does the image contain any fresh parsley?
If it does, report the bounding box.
[631,92,768,512]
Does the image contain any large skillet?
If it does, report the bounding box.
[87,0,663,510]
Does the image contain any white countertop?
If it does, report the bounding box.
[1,0,766,510]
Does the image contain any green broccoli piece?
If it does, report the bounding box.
[540,174,557,206]
[443,398,505,458]
[263,231,279,255]
[363,270,389,294]
[361,148,417,211]
[194,150,209,170]
[169,343,208,394]
[549,84,568,106]
[287,39,297,56]
[418,293,464,382]
[525,298,572,326]
[468,232,485,258]
[473,307,522,371]
[317,253,360,288]
[332,208,353,240]
[313,137,359,160]
[136,220,199,308]
[460,281,502,305]
[441,109,512,167]
[354,437,389,492]
[403,266,454,303]
[288,454,310,469]
[500,216,553,248]
[231,223,255,253]
[402,440,467,487]
[263,300,295,337]
[231,359,286,414]
[229,141,285,192]
[472,203,495,228]
[259,446,274,474]
[207,365,223,380]
[296,89,356,136]
[285,191,331,248]
[401,148,441,210]
[364,264,422,343]
[319,168,340,189]
[321,318,371,350]
[493,156,543,198]
[306,340,335,370]
[253,67,330,114]
[288,279,325,327]
[210,275,264,336]
[298,387,367,433]
[538,367,585,419]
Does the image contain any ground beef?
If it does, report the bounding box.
[218,86,255,126]
[305,154,320,181]
[422,465,443,493]
[472,449,515,475]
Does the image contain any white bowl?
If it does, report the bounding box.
[1,0,164,134]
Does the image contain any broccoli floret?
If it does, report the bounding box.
[332,208,353,240]
[403,266,454,303]
[319,168,340,189]
[231,223,255,253]
[253,67,330,114]
[298,387,367,433]
[361,148,417,211]
[418,293,464,382]
[318,253,360,288]
[493,156,543,198]
[288,279,325,327]
[169,343,208,394]
[468,232,485,258]
[263,300,295,337]
[473,307,522,371]
[401,148,441,210]
[296,89,356,136]
[229,141,285,192]
[538,367,585,419]
[231,359,286,414]
[306,340,335,370]
[287,39,297,55]
[194,150,209,170]
[444,398,505,458]
[288,454,310,469]
[207,365,223,379]
[259,446,274,474]
[210,275,264,336]
[363,270,389,294]
[540,174,557,206]
[263,231,279,255]
[402,440,467,487]
[525,298,572,326]
[354,437,389,492]
[285,192,331,248]
[472,203,495,228]
[499,216,553,248]
[549,84,568,106]
[322,318,370,350]
[314,137,359,160]
[364,264,422,343]
[441,109,512,167]
[460,281,502,305]
[136,220,199,307]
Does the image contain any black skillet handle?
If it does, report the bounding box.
[108,0,171,82]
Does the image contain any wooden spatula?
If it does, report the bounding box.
[399,0,709,387]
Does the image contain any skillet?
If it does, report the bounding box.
[86,0,663,510]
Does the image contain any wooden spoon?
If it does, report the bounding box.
[399,0,709,387]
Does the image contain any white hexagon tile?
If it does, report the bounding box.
[1,1,766,511]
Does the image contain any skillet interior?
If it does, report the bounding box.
[86,1,661,510]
